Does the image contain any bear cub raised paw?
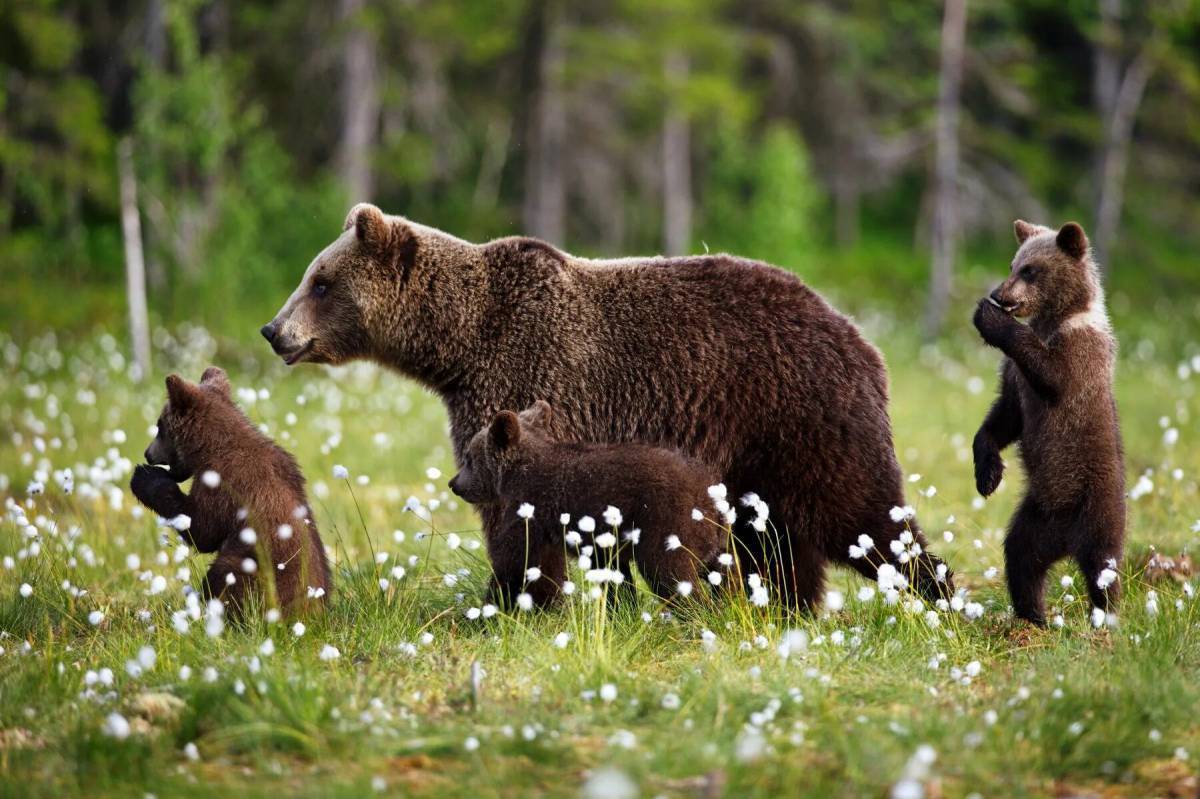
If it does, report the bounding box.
[130,367,331,616]
[972,220,1125,626]
[448,400,727,602]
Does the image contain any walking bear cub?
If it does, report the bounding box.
[130,367,331,616]
[448,401,726,601]
[973,220,1125,626]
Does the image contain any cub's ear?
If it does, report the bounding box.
[1013,219,1040,244]
[343,203,389,250]
[1056,222,1089,260]
[199,366,231,398]
[521,400,554,429]
[165,374,200,411]
[489,411,521,451]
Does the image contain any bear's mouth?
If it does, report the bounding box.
[280,339,315,366]
[987,296,1022,314]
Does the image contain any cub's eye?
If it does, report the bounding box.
[1019,265,1038,280]
[312,281,329,298]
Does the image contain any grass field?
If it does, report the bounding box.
[1,316,1197,798]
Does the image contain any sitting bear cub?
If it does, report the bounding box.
[449,401,727,601]
[130,367,331,616]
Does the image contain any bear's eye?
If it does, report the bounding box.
[1019,265,1038,280]
[312,280,329,298]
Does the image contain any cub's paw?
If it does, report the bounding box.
[972,298,1013,347]
[973,437,1004,497]
[130,464,178,509]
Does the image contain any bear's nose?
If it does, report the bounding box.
[989,289,1005,304]
[260,322,277,344]
[143,447,152,463]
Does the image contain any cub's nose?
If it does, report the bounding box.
[260,322,278,344]
[447,476,460,494]
[989,289,1005,304]
[143,447,153,463]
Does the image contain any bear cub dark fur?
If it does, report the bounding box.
[448,401,727,601]
[130,367,331,616]
[973,220,1125,626]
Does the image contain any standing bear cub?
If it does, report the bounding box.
[972,220,1125,626]
[448,401,726,601]
[130,367,331,616]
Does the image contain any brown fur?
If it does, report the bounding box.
[265,204,953,609]
[448,401,726,600]
[129,367,331,616]
[972,220,1126,625]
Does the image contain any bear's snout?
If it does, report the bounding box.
[260,322,278,345]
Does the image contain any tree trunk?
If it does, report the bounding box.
[337,0,379,204]
[923,0,967,338]
[522,4,566,244]
[1092,0,1153,271]
[118,138,152,382]
[662,53,692,256]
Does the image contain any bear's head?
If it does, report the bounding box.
[448,401,556,504]
[261,204,425,368]
[989,220,1101,324]
[143,367,234,481]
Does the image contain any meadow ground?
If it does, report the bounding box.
[0,318,1197,798]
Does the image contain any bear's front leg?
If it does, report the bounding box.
[480,503,563,609]
[972,297,1019,350]
[972,430,1006,497]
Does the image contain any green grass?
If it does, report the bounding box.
[0,317,1197,798]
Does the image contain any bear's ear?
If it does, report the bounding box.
[199,366,231,399]
[344,203,390,250]
[165,374,200,411]
[521,400,554,429]
[1055,222,1089,260]
[1013,219,1040,244]
[489,411,521,451]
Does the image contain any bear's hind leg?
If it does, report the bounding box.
[1004,497,1068,626]
[1074,515,1123,616]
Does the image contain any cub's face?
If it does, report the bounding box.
[262,203,418,367]
[990,221,1096,322]
[142,367,232,481]
[448,401,556,505]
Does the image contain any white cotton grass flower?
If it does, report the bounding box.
[102,712,131,740]
[707,571,722,586]
[707,483,727,501]
[1096,568,1118,590]
[168,514,191,532]
[581,766,637,799]
[623,528,641,545]
[559,513,570,526]
[824,590,845,612]
[718,552,734,567]
[603,505,622,527]
[88,610,104,626]
[595,532,617,549]
[516,593,533,611]
[332,464,349,479]
[577,516,596,533]
[691,508,704,522]
[319,644,341,661]
[554,632,570,649]
[292,621,306,637]
[565,530,583,547]
[1130,473,1154,500]
[517,502,535,519]
[525,566,542,583]
[19,583,33,598]
[676,581,694,598]
[889,505,915,523]
[599,683,618,703]
[665,535,682,551]
[848,544,867,560]
[259,639,275,656]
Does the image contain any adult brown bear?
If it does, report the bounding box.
[263,203,951,608]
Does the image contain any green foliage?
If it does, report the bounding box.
[702,124,820,269]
